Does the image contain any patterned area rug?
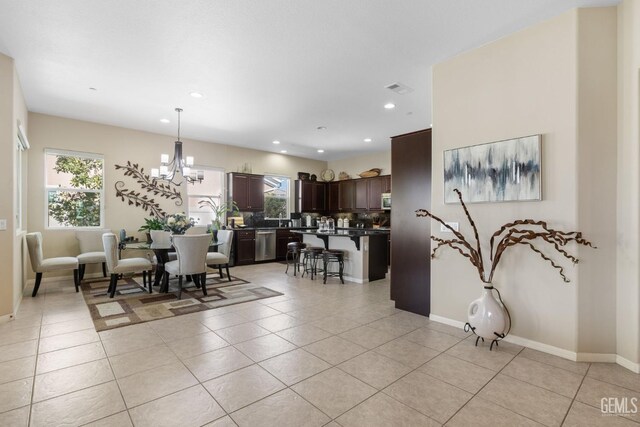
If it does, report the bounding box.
[80,271,283,332]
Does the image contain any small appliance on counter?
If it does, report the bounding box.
[381,193,391,210]
[305,214,313,227]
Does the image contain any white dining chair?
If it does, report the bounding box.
[163,234,211,299]
[76,228,111,281]
[185,226,208,235]
[206,229,233,281]
[26,232,79,297]
[150,230,176,261]
[103,233,153,298]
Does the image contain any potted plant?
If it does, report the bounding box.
[138,216,166,243]
[416,188,595,350]
[198,196,239,231]
[164,212,195,235]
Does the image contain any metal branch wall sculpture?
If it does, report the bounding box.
[416,188,595,284]
[114,161,183,218]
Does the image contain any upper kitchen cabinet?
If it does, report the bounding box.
[228,173,264,211]
[295,180,326,212]
[339,180,355,211]
[367,175,391,210]
[355,179,368,210]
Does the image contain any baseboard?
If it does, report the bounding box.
[0,313,15,324]
[428,313,639,372]
[343,275,366,284]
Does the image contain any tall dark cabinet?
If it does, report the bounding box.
[390,129,432,316]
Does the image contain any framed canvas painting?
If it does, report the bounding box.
[444,134,541,203]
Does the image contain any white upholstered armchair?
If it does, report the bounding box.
[163,234,211,299]
[76,229,110,281]
[103,233,153,298]
[206,229,233,281]
[26,232,79,297]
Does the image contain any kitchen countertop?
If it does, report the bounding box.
[290,228,389,250]
[231,226,390,232]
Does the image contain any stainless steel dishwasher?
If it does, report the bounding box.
[255,229,276,261]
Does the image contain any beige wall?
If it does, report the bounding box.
[616,0,640,366]
[432,8,619,354]
[328,150,391,179]
[26,113,327,277]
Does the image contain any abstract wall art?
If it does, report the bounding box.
[444,135,541,203]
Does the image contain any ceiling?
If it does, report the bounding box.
[0,0,619,161]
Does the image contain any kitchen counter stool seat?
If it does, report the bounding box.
[26,232,80,297]
[285,242,307,276]
[323,249,345,284]
[301,246,324,280]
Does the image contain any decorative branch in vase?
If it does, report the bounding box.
[198,196,239,230]
[416,188,595,350]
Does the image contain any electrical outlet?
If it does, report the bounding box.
[440,221,459,232]
[0,219,6,230]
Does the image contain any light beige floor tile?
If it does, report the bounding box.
[424,321,471,339]
[36,341,106,374]
[203,415,238,427]
[389,311,432,328]
[129,384,225,427]
[109,343,178,378]
[201,313,248,331]
[275,324,332,346]
[303,336,367,365]
[478,374,572,426]
[39,317,94,338]
[30,381,125,427]
[165,330,229,359]
[0,356,35,385]
[236,305,282,321]
[576,377,640,416]
[0,340,37,364]
[215,323,270,344]
[383,370,472,423]
[374,338,440,369]
[230,388,330,427]
[445,338,516,371]
[259,348,331,386]
[0,405,30,427]
[98,322,155,341]
[338,325,397,349]
[519,347,589,375]
[151,319,211,342]
[117,361,198,408]
[38,329,99,354]
[0,377,32,413]
[234,334,297,362]
[84,411,133,426]
[183,346,254,382]
[403,328,463,352]
[292,368,376,418]
[367,316,420,336]
[0,326,39,347]
[563,401,637,427]
[446,396,543,427]
[42,309,91,325]
[338,351,412,389]
[254,313,305,332]
[311,316,362,334]
[101,330,163,357]
[336,393,440,427]
[266,300,303,313]
[203,364,285,412]
[419,353,495,394]
[502,355,584,398]
[33,358,113,402]
[588,363,640,392]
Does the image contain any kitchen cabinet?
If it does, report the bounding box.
[276,229,302,260]
[328,182,340,211]
[367,175,391,210]
[339,180,355,211]
[355,179,368,210]
[295,180,326,212]
[228,173,264,211]
[235,229,256,265]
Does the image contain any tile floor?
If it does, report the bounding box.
[0,263,638,426]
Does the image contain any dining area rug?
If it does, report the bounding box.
[80,271,283,332]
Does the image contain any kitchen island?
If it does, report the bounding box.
[291,229,389,283]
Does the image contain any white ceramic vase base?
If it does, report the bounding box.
[465,286,509,351]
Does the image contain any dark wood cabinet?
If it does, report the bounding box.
[228,173,264,211]
[339,180,355,211]
[235,230,256,265]
[295,180,326,212]
[328,182,340,211]
[355,179,368,210]
[391,129,431,316]
[367,175,391,210]
[276,229,302,260]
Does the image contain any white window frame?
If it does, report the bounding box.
[15,123,29,234]
[186,166,226,226]
[263,173,291,219]
[44,148,105,230]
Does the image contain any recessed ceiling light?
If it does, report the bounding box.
[384,103,396,109]
[317,149,324,153]
[160,118,170,124]
[317,126,327,130]
[272,140,280,145]
[364,138,372,142]
[89,87,97,91]
[280,150,287,153]
[190,92,203,98]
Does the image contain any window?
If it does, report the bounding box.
[15,124,29,233]
[45,149,104,228]
[264,175,290,219]
[187,167,225,226]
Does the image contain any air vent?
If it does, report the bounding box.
[385,82,413,95]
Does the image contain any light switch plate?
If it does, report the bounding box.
[440,222,459,232]
[0,219,6,230]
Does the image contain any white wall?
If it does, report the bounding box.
[328,150,391,180]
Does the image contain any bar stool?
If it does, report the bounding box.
[323,249,345,284]
[285,242,307,276]
[301,246,324,279]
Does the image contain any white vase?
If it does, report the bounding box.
[467,286,509,342]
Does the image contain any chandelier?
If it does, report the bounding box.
[151,108,203,185]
